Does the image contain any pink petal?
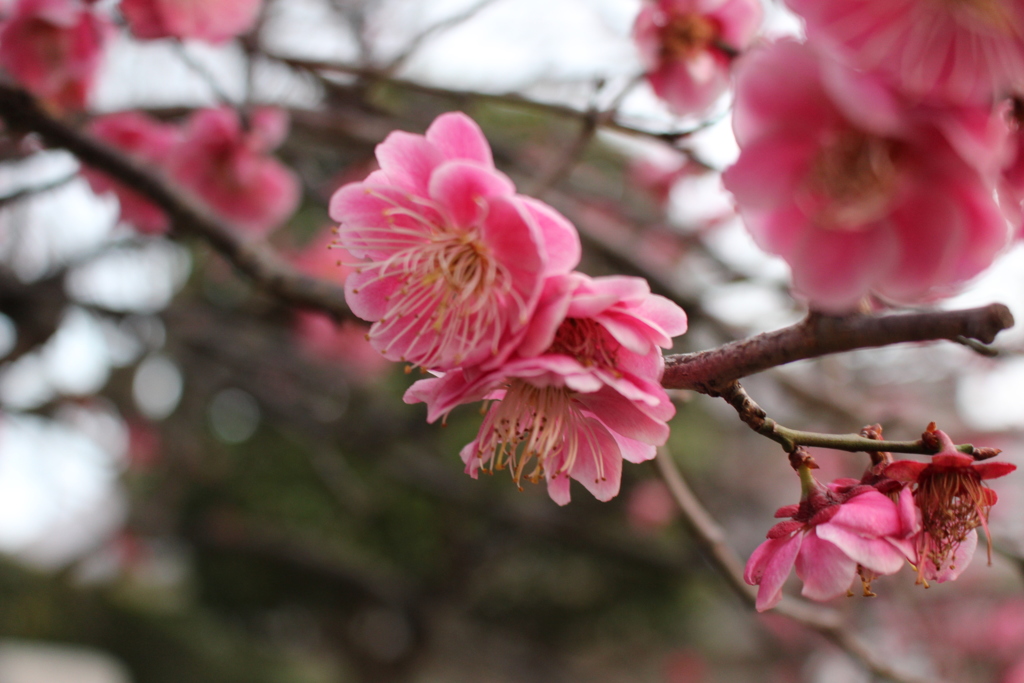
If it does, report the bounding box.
[428,160,515,227]
[814,524,906,575]
[829,490,902,536]
[425,112,494,166]
[520,197,582,275]
[576,387,673,445]
[546,471,572,506]
[569,418,623,502]
[794,532,857,602]
[753,533,803,612]
[374,130,443,195]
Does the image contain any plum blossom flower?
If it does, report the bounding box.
[633,0,762,116]
[999,100,1024,234]
[120,0,262,43]
[330,111,581,371]
[82,111,181,233]
[404,272,687,505]
[885,427,1016,584]
[744,463,912,611]
[722,39,1011,312]
[0,0,112,111]
[166,106,299,236]
[784,0,1024,104]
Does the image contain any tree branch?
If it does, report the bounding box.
[0,83,352,318]
[716,382,999,458]
[663,306,1015,393]
[655,448,936,683]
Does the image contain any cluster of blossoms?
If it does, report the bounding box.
[83,106,299,236]
[745,427,1015,611]
[0,0,293,235]
[0,0,262,112]
[330,112,689,504]
[635,0,1024,311]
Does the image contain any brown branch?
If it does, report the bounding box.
[716,382,997,458]
[655,448,937,683]
[0,84,351,318]
[663,306,1014,393]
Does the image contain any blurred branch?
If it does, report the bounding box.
[655,448,936,683]
[0,84,353,319]
[663,305,1015,393]
[382,0,502,72]
[0,172,76,209]
[273,55,717,158]
[716,382,998,458]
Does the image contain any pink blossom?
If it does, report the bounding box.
[744,468,912,611]
[166,106,299,236]
[330,111,581,371]
[404,272,687,505]
[633,0,762,115]
[0,0,111,111]
[785,0,1024,104]
[884,427,1015,584]
[722,39,1011,312]
[120,0,262,43]
[82,111,180,233]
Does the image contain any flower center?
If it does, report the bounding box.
[468,381,606,489]
[346,193,525,368]
[660,13,719,61]
[915,469,991,570]
[548,318,619,371]
[801,130,901,230]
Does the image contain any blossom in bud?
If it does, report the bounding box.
[0,0,112,111]
[722,39,1011,312]
[744,465,911,612]
[633,0,761,116]
[885,428,1015,584]
[120,0,262,43]
[784,0,1024,104]
[331,112,581,371]
[167,106,299,236]
[404,273,687,505]
[82,111,181,234]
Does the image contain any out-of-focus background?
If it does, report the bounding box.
[1,1,1024,681]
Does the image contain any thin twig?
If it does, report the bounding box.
[382,0,502,73]
[0,173,76,209]
[0,84,352,319]
[272,54,718,162]
[663,306,1015,393]
[655,448,936,683]
[716,382,997,458]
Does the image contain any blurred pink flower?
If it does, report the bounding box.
[82,111,181,233]
[0,0,111,110]
[785,0,1024,104]
[722,39,1011,312]
[744,469,911,612]
[167,106,299,236]
[885,427,1015,585]
[120,0,262,43]
[633,0,762,115]
[627,479,678,530]
[331,111,581,371]
[405,272,686,505]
